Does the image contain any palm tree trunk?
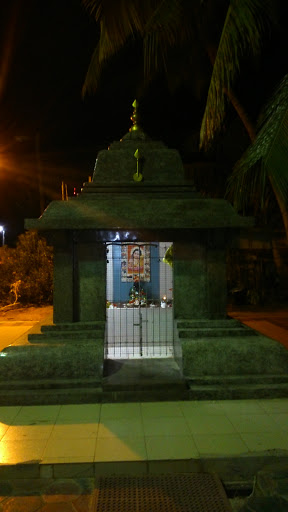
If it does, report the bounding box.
[206,45,257,143]
[223,87,256,143]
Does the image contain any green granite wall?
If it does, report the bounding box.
[77,241,106,322]
[173,240,208,319]
[52,232,74,324]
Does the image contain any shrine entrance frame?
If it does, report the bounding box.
[105,241,174,360]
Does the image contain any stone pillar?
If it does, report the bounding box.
[53,232,74,324]
[173,240,208,319]
[77,241,106,322]
[206,247,227,318]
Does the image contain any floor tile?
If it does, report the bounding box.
[269,413,288,431]
[0,423,10,441]
[43,437,96,459]
[218,400,265,415]
[100,403,141,420]
[227,414,283,433]
[0,439,47,463]
[12,405,60,425]
[97,418,144,438]
[57,404,101,422]
[2,424,54,441]
[141,402,183,418]
[142,416,190,436]
[95,436,147,461]
[240,432,288,451]
[50,423,99,439]
[179,401,225,417]
[193,433,249,455]
[257,399,288,414]
[0,406,22,425]
[186,415,237,435]
[145,435,199,460]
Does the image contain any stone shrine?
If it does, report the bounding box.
[0,101,287,404]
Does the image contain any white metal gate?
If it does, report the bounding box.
[105,242,173,359]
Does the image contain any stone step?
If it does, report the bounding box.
[103,380,187,392]
[177,319,240,329]
[0,387,103,406]
[188,382,288,400]
[28,331,104,343]
[41,329,104,338]
[0,377,100,390]
[0,381,188,405]
[41,322,105,332]
[189,374,288,385]
[1,380,288,404]
[178,327,254,338]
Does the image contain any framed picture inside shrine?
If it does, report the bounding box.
[121,244,151,282]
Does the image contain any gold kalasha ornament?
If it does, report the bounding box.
[129,99,140,132]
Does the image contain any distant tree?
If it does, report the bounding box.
[0,246,14,305]
[0,231,53,306]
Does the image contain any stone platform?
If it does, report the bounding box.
[1,306,288,404]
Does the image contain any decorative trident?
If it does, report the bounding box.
[133,148,143,182]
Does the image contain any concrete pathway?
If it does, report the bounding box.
[0,321,35,350]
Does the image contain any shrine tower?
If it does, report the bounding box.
[0,100,284,403]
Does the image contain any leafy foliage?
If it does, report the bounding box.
[82,0,207,94]
[200,0,274,149]
[82,0,275,148]
[163,244,173,267]
[0,231,53,306]
[82,0,156,94]
[227,74,288,215]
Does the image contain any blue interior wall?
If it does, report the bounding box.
[112,243,159,302]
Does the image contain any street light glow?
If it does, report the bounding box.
[0,226,5,246]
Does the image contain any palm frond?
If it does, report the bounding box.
[82,0,194,94]
[82,43,101,96]
[143,0,188,77]
[227,73,288,211]
[82,0,154,95]
[200,0,274,150]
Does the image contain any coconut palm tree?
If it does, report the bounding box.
[227,73,288,239]
[82,0,275,145]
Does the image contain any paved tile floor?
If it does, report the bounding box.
[0,399,287,466]
[0,399,287,510]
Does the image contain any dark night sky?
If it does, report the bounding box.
[0,0,287,244]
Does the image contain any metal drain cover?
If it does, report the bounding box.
[94,473,232,512]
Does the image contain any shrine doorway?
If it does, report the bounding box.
[105,242,174,359]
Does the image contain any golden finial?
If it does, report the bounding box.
[129,99,140,132]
